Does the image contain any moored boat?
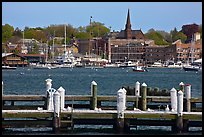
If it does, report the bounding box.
[183,65,201,71]
[132,66,147,72]
[2,65,17,70]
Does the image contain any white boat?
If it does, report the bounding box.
[167,61,182,68]
[32,63,57,69]
[2,65,17,70]
[132,66,148,72]
[119,61,137,68]
[104,63,120,68]
[151,62,163,67]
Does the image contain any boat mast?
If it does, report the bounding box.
[52,30,55,62]
[191,34,195,64]
[64,24,66,56]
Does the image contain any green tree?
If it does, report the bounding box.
[145,30,169,45]
[173,32,187,43]
[2,24,14,43]
[30,43,39,54]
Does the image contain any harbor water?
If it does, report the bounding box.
[2,67,202,135]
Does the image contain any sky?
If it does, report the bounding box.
[2,2,202,33]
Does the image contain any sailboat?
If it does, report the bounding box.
[183,35,202,72]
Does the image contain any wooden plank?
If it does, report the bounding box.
[182,112,202,120]
[3,105,45,110]
[2,120,53,128]
[125,112,177,119]
[2,110,53,118]
[2,95,202,103]
[2,95,45,101]
[65,95,92,101]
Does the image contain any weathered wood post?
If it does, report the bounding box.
[135,81,140,109]
[91,81,97,110]
[2,81,3,95]
[184,84,191,112]
[176,90,184,133]
[116,88,127,133]
[170,88,177,112]
[57,86,65,110]
[47,88,56,111]
[53,90,61,132]
[45,78,52,109]
[141,83,147,111]
[183,84,191,132]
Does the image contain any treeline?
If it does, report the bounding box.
[2,22,110,44]
[2,23,202,45]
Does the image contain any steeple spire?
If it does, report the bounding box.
[125,8,132,39]
[126,8,131,30]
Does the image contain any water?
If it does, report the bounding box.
[2,67,202,135]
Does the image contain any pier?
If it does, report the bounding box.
[2,79,202,134]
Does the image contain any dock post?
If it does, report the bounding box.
[184,84,191,112]
[57,86,65,110]
[2,81,3,96]
[45,78,52,92]
[141,83,147,111]
[53,90,61,133]
[135,81,140,109]
[183,84,191,132]
[47,88,56,111]
[176,90,184,133]
[116,88,127,133]
[45,78,52,109]
[91,81,97,110]
[170,88,177,112]
[179,82,185,92]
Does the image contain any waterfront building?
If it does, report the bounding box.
[172,39,202,63]
[2,53,28,67]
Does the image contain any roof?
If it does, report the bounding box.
[2,53,14,57]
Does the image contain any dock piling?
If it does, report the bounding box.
[116,88,127,133]
[184,84,191,112]
[179,82,185,92]
[91,81,97,110]
[176,90,184,133]
[170,88,177,112]
[53,90,61,132]
[141,83,147,111]
[2,81,3,95]
[57,86,65,110]
[135,81,140,109]
[47,88,56,111]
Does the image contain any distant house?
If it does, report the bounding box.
[5,43,22,54]
[19,53,46,64]
[2,53,28,67]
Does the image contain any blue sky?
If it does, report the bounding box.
[2,2,202,33]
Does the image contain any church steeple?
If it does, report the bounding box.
[125,8,132,39]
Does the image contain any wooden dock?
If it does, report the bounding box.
[2,94,202,133]
[2,80,202,134]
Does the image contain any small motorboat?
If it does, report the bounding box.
[132,66,147,72]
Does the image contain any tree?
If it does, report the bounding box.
[172,32,187,43]
[145,30,169,45]
[2,24,14,43]
[86,21,110,37]
[13,27,22,37]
